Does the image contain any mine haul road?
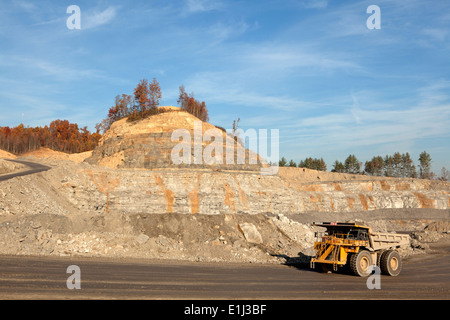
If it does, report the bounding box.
[0,159,51,182]
[0,251,449,300]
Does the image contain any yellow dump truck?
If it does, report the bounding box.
[310,222,410,277]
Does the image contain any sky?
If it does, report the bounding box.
[0,0,449,173]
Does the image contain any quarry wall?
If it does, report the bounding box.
[60,165,450,216]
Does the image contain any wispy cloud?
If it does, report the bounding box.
[12,0,36,12]
[83,6,118,30]
[207,21,254,42]
[185,0,223,13]
[283,103,450,161]
[302,0,328,9]
[0,54,105,81]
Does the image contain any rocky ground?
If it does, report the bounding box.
[0,194,448,265]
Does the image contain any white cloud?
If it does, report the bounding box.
[207,21,252,42]
[83,6,118,30]
[186,0,223,13]
[246,47,360,72]
[290,103,450,152]
[13,0,36,12]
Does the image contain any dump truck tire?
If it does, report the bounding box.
[350,250,373,277]
[380,250,402,276]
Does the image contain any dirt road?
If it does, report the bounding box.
[0,250,448,300]
[0,159,51,182]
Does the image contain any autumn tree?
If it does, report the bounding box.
[364,156,384,176]
[148,78,162,109]
[177,85,209,122]
[96,78,164,132]
[0,121,100,155]
[133,79,151,115]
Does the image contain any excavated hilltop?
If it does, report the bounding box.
[0,109,449,264]
[86,107,264,171]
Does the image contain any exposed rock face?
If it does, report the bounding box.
[51,164,450,215]
[85,108,265,172]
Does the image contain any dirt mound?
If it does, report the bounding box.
[86,108,264,171]
[0,150,16,160]
[0,159,26,175]
[21,147,92,163]
[0,209,315,264]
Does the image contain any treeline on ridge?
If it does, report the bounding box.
[278,151,447,180]
[0,120,101,155]
[96,78,209,133]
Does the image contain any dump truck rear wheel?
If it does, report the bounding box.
[380,250,402,276]
[350,250,373,277]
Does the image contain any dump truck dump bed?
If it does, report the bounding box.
[371,232,410,251]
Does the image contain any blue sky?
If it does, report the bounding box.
[0,0,449,172]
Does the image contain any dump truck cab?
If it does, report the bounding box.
[310,222,409,277]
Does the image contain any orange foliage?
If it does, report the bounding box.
[0,120,101,155]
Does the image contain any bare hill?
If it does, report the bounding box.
[85,107,264,171]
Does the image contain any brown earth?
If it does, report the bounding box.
[21,147,92,163]
[0,150,16,160]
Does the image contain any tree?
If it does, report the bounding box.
[418,151,432,179]
[438,167,449,181]
[298,157,327,171]
[392,152,403,177]
[288,159,297,167]
[148,77,162,109]
[134,79,151,114]
[331,160,345,173]
[317,158,327,171]
[344,154,360,174]
[401,152,415,178]
[177,85,209,122]
[364,156,384,176]
[278,157,287,167]
[0,121,100,155]
[96,78,165,131]
[384,155,394,177]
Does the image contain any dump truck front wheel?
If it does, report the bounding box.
[380,250,402,276]
[349,250,373,277]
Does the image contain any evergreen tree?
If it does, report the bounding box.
[288,159,297,167]
[419,151,432,179]
[331,160,345,173]
[344,154,360,174]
